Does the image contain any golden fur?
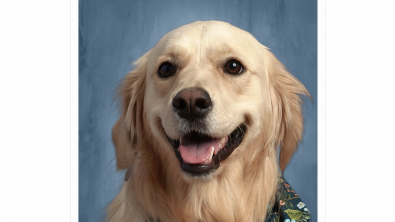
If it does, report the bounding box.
[107,21,309,222]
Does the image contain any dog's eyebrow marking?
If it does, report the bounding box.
[158,50,181,64]
[165,45,195,68]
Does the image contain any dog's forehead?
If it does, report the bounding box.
[157,21,259,55]
[170,21,239,42]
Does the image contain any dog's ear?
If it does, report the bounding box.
[263,47,310,173]
[112,52,150,170]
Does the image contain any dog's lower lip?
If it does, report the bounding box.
[166,124,246,176]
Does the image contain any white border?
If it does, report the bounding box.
[0,0,73,220]
[71,0,79,220]
[325,0,395,221]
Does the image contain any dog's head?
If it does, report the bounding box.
[113,21,309,179]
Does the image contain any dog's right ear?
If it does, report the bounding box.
[262,47,310,173]
[112,51,150,170]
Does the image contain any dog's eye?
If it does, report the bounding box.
[158,62,176,78]
[224,60,244,75]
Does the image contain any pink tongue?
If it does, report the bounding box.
[179,137,221,164]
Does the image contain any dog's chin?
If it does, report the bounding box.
[165,124,247,178]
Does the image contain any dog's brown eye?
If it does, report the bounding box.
[224,60,244,75]
[158,62,176,78]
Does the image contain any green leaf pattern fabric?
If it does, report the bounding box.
[265,176,311,222]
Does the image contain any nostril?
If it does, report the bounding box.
[195,97,211,109]
[172,97,187,109]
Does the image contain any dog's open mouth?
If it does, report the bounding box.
[167,124,246,176]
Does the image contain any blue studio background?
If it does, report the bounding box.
[79,0,317,221]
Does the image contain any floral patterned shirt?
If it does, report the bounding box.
[265,176,311,222]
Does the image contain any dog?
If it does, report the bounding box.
[107,20,310,222]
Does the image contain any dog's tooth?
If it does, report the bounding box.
[220,137,226,145]
[206,146,214,163]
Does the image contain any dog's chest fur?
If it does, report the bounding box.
[108,148,279,222]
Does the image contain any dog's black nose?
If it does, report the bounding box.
[172,87,212,121]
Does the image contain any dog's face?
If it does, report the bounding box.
[144,22,269,177]
[113,21,308,179]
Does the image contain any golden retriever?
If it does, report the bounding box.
[107,20,309,222]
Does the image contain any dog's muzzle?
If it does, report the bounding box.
[166,87,246,176]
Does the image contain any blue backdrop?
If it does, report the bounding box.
[79,0,317,221]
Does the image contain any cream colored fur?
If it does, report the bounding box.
[107,21,309,222]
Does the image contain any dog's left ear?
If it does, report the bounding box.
[263,47,310,173]
[112,51,150,170]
